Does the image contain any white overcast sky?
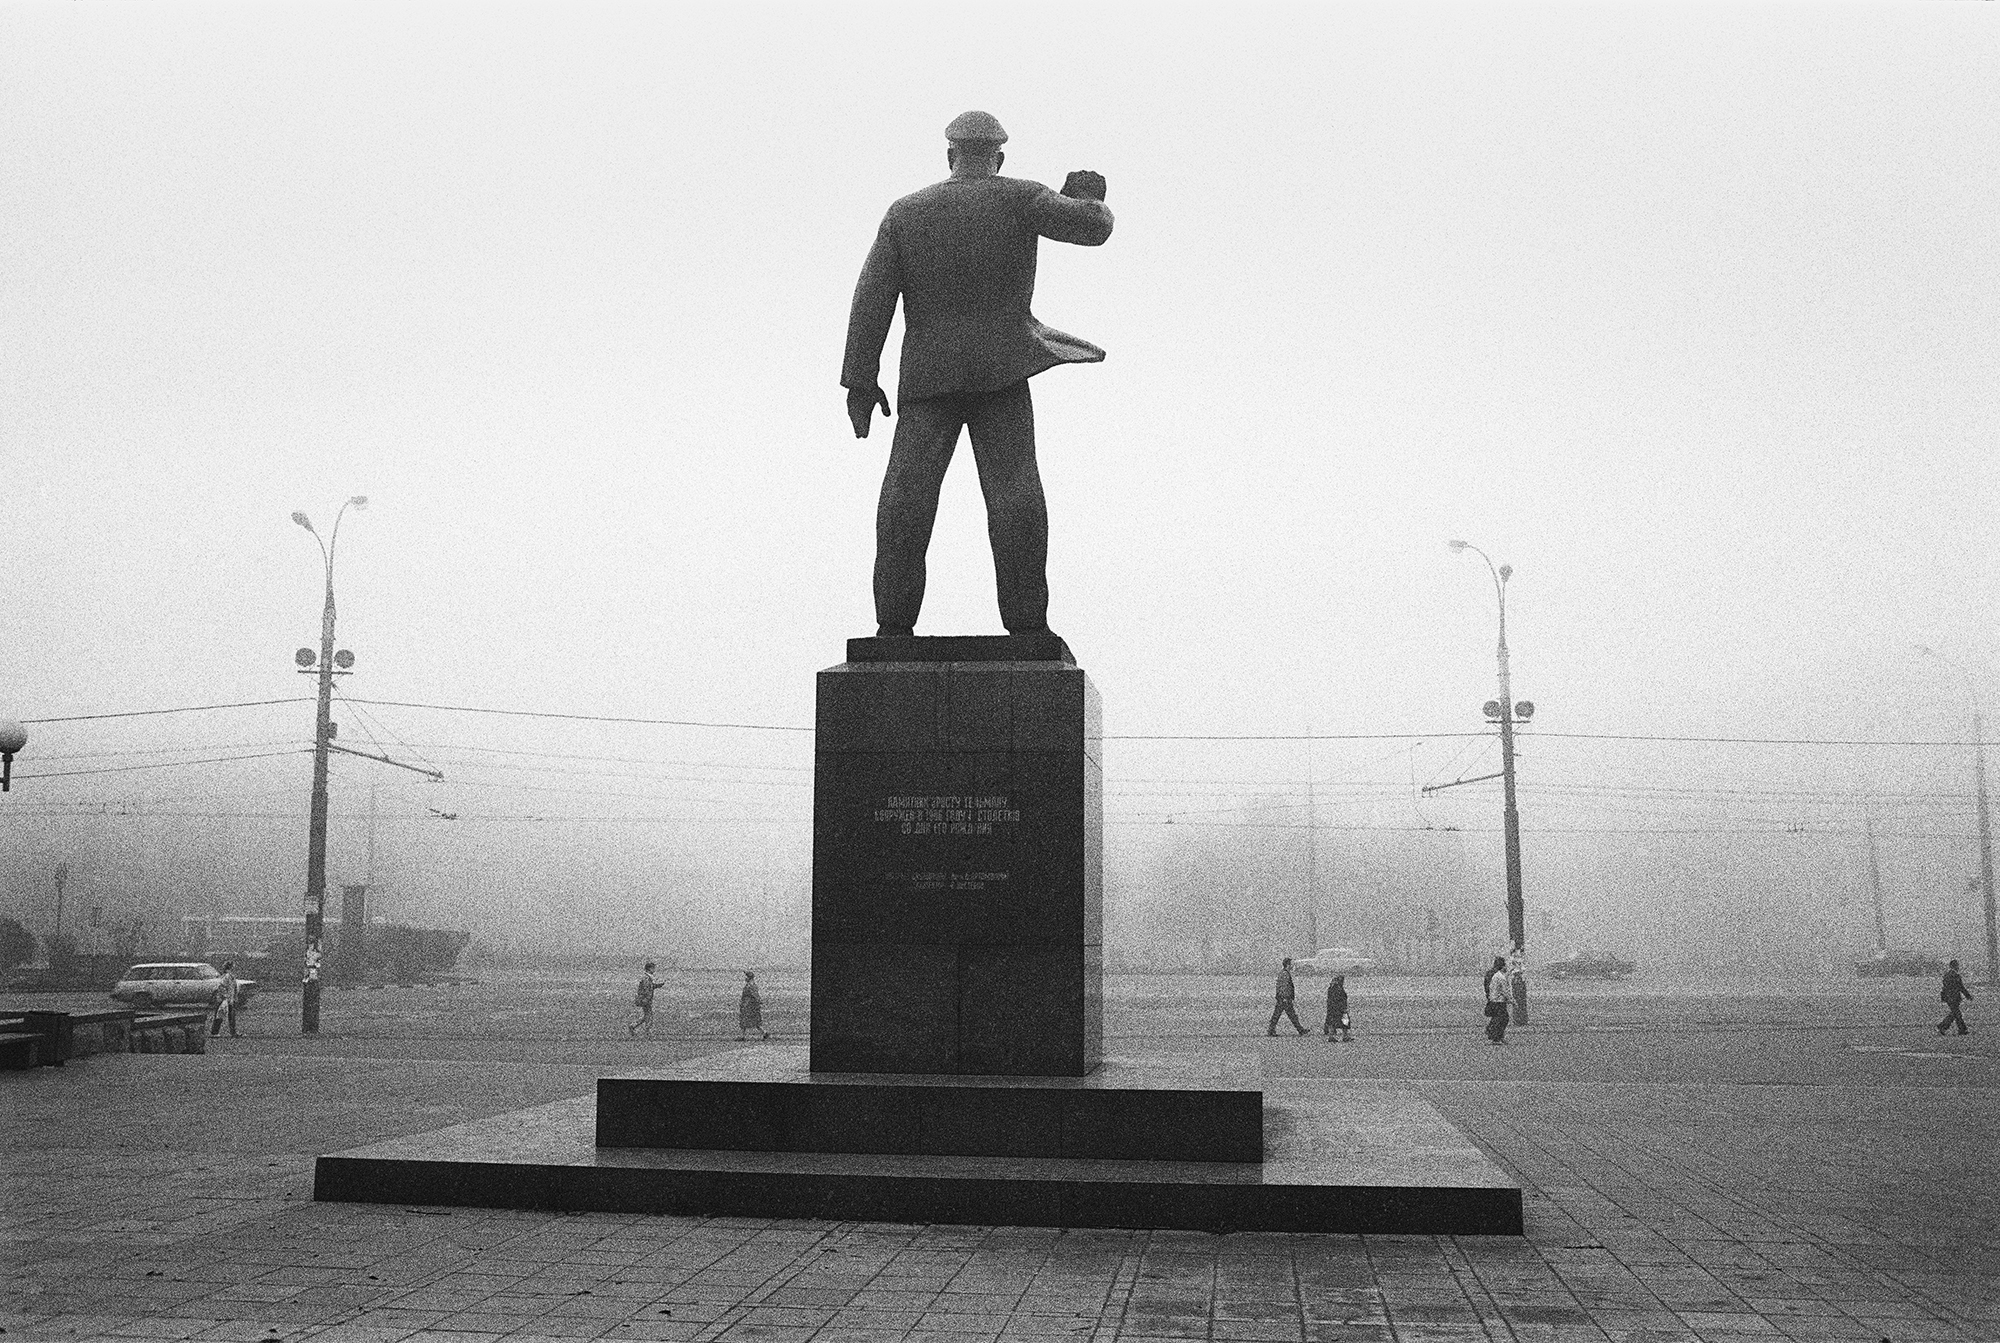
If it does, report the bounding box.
[2,1,1995,947]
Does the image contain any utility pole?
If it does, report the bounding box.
[293,497,367,1034]
[1975,710,1998,986]
[1447,541,1536,1024]
[1915,646,1999,986]
[1865,813,1887,956]
[54,862,69,942]
[303,546,337,1032]
[365,774,380,925]
[1304,726,1319,954]
[1494,606,1526,1023]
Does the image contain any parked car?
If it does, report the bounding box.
[110,963,259,1009]
[1291,947,1375,974]
[1545,953,1636,981]
[1854,950,1948,978]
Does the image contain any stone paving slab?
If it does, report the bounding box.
[4,1021,1997,1342]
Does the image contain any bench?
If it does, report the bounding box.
[0,1010,207,1065]
[0,1031,40,1070]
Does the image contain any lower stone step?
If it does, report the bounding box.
[313,1084,1522,1235]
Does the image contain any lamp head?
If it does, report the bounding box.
[0,721,25,754]
[292,511,316,533]
[348,495,368,509]
[1498,564,1513,581]
[1448,539,1468,552]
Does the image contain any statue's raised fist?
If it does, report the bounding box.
[1061,170,1107,203]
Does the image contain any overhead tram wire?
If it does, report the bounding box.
[343,697,817,733]
[419,758,813,788]
[1106,816,1971,838]
[18,692,2000,747]
[24,738,303,763]
[402,743,814,773]
[23,698,311,723]
[5,793,1969,837]
[348,702,2000,748]
[332,689,446,778]
[13,749,306,782]
[0,807,812,825]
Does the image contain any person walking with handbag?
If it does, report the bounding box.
[1482,956,1510,1045]
[1938,959,1973,1036]
[1324,974,1352,1041]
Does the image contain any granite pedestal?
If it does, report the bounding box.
[811,634,1101,1076]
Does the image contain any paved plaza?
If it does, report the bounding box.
[3,977,1995,1343]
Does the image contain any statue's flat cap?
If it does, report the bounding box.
[945,110,1008,144]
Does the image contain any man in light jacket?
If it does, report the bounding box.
[210,962,241,1038]
[842,110,1114,638]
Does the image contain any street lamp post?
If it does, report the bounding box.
[293,496,367,1034]
[1915,646,1999,986]
[1451,540,1531,1025]
[0,720,25,791]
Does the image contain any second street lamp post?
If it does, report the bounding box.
[293,496,366,1034]
[1451,539,1532,1025]
[1915,645,2000,986]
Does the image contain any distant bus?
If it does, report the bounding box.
[1544,953,1635,981]
[1291,947,1375,974]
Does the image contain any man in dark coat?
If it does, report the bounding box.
[1938,959,1973,1035]
[842,111,1114,637]
[1267,957,1306,1036]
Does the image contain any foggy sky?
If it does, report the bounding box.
[3,2,1995,968]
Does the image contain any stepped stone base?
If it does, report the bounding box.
[313,1072,1522,1235]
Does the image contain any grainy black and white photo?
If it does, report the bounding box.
[2,3,1995,1341]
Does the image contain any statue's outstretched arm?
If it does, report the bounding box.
[1028,176,1113,247]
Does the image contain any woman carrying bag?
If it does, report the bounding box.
[1482,956,1510,1045]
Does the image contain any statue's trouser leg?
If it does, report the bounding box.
[965,381,1050,634]
[874,395,968,633]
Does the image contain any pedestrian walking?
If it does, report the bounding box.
[1482,955,1510,1045]
[1324,974,1352,1041]
[209,961,240,1038]
[738,971,769,1040]
[628,961,659,1037]
[1938,958,1973,1036]
[1267,957,1307,1036]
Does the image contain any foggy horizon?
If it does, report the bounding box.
[3,1,1995,977]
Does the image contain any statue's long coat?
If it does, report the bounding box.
[842,175,1114,408]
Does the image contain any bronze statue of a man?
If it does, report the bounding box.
[842,111,1114,638]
